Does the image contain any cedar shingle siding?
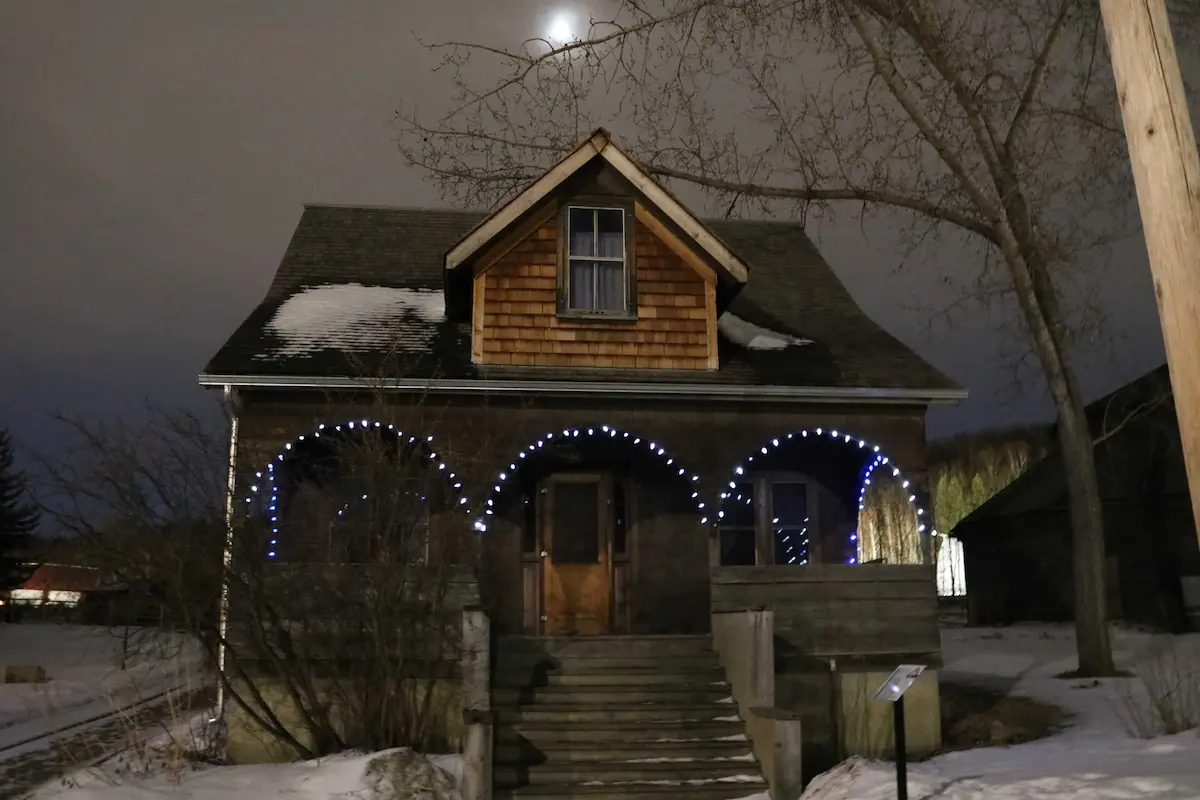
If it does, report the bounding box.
[478,218,711,370]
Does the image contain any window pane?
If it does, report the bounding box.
[569,259,596,309]
[775,527,809,566]
[552,482,601,563]
[596,209,624,258]
[720,529,756,566]
[724,481,756,527]
[595,261,625,311]
[771,483,809,566]
[771,482,808,527]
[568,208,595,257]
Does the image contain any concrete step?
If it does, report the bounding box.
[491,634,765,798]
[494,666,729,689]
[495,783,769,800]
[500,720,749,745]
[496,635,716,659]
[496,758,764,787]
[495,654,723,678]
[496,704,745,724]
[493,684,735,706]
[496,738,755,765]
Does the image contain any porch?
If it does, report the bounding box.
[476,423,930,638]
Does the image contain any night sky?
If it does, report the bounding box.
[0,2,1173,476]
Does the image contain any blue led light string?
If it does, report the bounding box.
[243,419,470,559]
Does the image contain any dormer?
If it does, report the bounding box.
[442,130,750,371]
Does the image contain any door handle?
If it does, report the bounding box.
[540,550,549,558]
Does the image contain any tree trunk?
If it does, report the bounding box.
[1054,389,1116,675]
[998,223,1116,675]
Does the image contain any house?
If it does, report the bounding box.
[6,563,106,608]
[201,130,964,795]
[952,364,1200,632]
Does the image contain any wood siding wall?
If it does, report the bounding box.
[473,213,716,370]
[710,564,941,660]
[234,396,932,509]
[234,395,932,639]
[227,564,480,674]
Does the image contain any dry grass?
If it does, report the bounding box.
[937,683,1070,753]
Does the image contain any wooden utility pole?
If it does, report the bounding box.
[1100,0,1200,542]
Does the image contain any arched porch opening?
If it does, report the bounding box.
[244,420,469,564]
[478,425,708,636]
[719,428,933,567]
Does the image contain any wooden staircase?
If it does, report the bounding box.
[492,635,768,799]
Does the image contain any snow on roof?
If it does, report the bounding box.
[261,284,445,358]
[718,312,812,350]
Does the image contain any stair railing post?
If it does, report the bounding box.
[461,606,492,800]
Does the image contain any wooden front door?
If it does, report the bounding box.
[540,474,612,635]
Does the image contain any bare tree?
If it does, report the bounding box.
[36,351,497,759]
[397,0,1135,674]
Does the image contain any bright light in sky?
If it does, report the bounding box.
[546,11,575,45]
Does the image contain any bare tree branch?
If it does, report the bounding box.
[396,0,1131,674]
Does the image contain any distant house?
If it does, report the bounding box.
[7,564,106,608]
[953,365,1200,631]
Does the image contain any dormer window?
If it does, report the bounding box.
[560,204,636,317]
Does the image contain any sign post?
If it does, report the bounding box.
[873,664,926,800]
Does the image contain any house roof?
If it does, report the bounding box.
[16,564,107,593]
[445,129,750,285]
[201,205,961,397]
[951,363,1179,536]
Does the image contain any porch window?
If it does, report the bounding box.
[563,206,632,315]
[771,482,810,565]
[718,475,816,566]
[719,481,758,566]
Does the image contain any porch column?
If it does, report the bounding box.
[461,607,493,800]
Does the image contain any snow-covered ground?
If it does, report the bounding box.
[34,749,465,800]
[0,624,207,757]
[22,623,1200,799]
[804,624,1200,799]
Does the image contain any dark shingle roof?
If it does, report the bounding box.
[203,204,958,392]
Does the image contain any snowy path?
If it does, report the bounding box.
[0,624,207,758]
[0,686,216,799]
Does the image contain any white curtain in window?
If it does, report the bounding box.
[597,226,622,258]
[567,208,626,312]
[596,262,624,310]
[571,228,594,257]
[570,260,596,309]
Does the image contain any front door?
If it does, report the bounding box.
[540,474,612,635]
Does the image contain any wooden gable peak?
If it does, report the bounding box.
[443,128,750,284]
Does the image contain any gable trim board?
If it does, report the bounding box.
[444,129,750,285]
[196,372,968,404]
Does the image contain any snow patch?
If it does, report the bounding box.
[33,748,463,799]
[718,313,812,350]
[261,284,446,358]
[800,625,1200,799]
